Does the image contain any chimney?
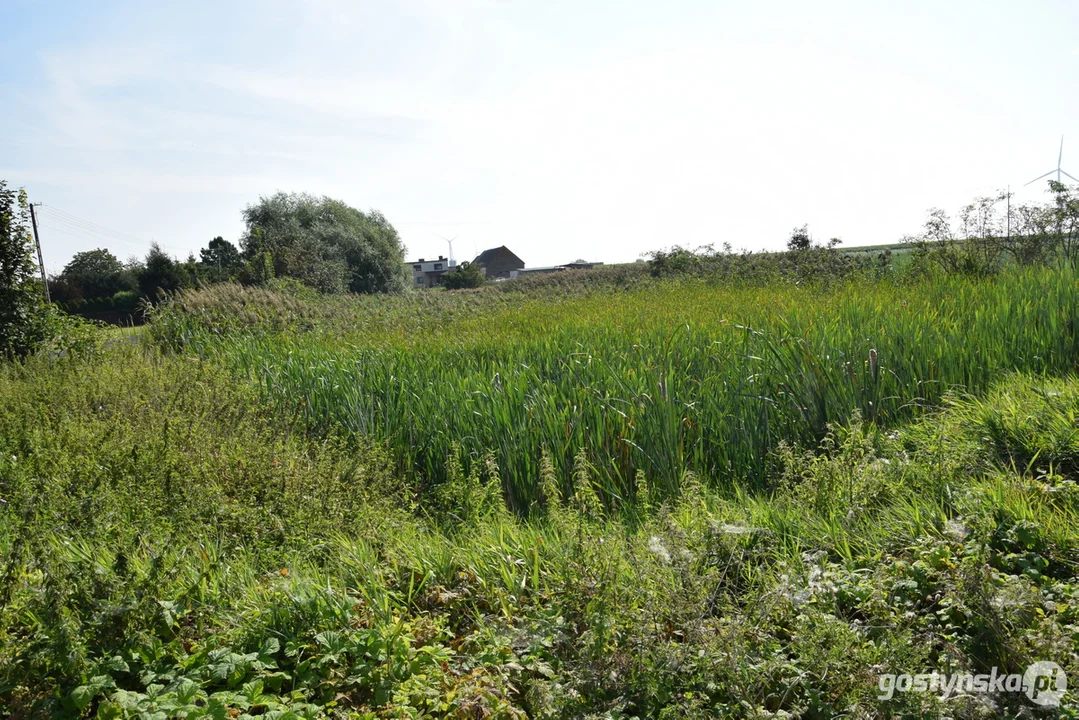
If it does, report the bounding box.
[418,258,425,262]
[439,255,445,260]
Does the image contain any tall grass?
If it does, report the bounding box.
[153,266,1078,511]
[4,280,1079,716]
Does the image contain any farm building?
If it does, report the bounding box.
[473,246,525,279]
[513,260,603,277]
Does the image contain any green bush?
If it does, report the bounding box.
[440,261,485,290]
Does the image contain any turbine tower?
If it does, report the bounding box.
[1025,136,1078,186]
[435,234,459,267]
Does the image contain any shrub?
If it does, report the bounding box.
[441,261,485,290]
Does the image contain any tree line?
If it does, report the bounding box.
[50,192,412,316]
[3,178,1078,359]
[904,181,1079,274]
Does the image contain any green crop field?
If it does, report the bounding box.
[2,263,1078,717]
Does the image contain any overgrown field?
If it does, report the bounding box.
[153,267,1077,510]
[1,266,1078,718]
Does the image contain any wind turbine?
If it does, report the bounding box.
[435,233,459,266]
[1025,136,1078,186]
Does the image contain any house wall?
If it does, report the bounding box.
[408,257,452,288]
[479,249,524,279]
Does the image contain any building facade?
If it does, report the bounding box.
[472,246,525,279]
[407,256,455,288]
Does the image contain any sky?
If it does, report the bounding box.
[2,0,1078,274]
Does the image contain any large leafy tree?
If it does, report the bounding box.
[0,180,48,358]
[240,192,408,294]
[58,248,134,300]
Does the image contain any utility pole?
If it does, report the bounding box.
[28,203,50,303]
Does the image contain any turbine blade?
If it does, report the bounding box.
[1061,169,1079,183]
[1024,170,1056,186]
[1060,135,1064,168]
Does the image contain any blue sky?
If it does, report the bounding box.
[3,0,1078,273]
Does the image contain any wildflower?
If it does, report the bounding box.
[280,568,289,577]
[648,535,671,564]
[944,519,968,541]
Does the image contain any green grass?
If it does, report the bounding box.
[153,266,1078,511]
[0,347,1077,717]
[2,264,1078,717]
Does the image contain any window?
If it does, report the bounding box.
[413,264,422,270]
[434,263,442,270]
[415,276,424,284]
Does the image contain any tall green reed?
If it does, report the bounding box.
[154,266,1078,512]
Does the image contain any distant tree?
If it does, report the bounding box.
[200,236,241,280]
[906,194,1009,275]
[138,243,183,298]
[441,261,485,290]
[0,180,48,358]
[1046,181,1079,267]
[177,252,205,289]
[58,248,133,300]
[787,225,812,252]
[240,192,408,294]
[787,225,841,252]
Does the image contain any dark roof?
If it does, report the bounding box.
[473,245,524,267]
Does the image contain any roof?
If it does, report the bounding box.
[517,265,566,273]
[472,245,524,267]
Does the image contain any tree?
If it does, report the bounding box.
[239,250,275,287]
[200,236,241,281]
[441,261,485,289]
[138,243,183,298]
[1046,181,1079,267]
[0,180,46,358]
[240,192,408,294]
[58,248,133,300]
[787,225,842,254]
[787,225,812,252]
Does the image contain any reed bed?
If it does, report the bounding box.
[154,266,1079,511]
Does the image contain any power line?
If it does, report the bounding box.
[34,206,153,269]
[37,205,150,245]
[38,219,147,253]
[37,205,150,246]
[41,213,143,245]
[38,222,143,252]
[39,204,146,240]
